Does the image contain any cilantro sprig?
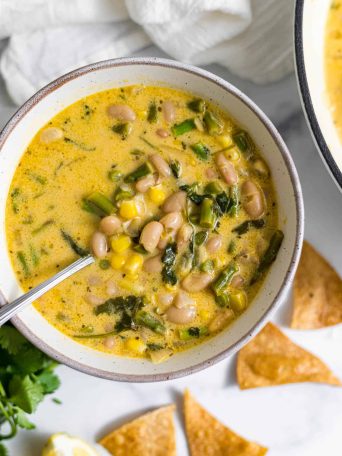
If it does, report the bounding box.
[0,325,60,452]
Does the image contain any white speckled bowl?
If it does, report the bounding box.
[295,0,342,190]
[0,58,304,382]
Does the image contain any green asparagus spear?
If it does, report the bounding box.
[17,251,30,277]
[135,310,166,335]
[190,142,210,161]
[147,101,158,123]
[170,160,182,178]
[229,185,239,217]
[112,122,132,139]
[85,192,115,215]
[108,169,123,182]
[199,259,214,273]
[204,181,224,195]
[171,119,196,137]
[203,110,223,135]
[187,98,206,113]
[251,230,284,284]
[61,230,89,257]
[200,198,217,229]
[215,292,230,307]
[232,130,255,159]
[212,262,238,296]
[124,162,154,183]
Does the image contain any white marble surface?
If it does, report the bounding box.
[2,46,342,455]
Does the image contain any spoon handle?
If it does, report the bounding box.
[0,255,94,326]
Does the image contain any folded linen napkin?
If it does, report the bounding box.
[0,0,293,105]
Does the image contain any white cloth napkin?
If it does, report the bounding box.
[0,0,293,105]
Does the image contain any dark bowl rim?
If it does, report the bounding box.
[0,57,304,382]
[294,0,342,190]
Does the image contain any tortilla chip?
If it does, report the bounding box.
[99,405,176,456]
[291,241,342,329]
[237,323,341,389]
[184,389,267,455]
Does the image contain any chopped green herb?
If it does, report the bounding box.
[17,251,29,277]
[170,160,182,178]
[232,219,265,235]
[179,326,208,340]
[32,220,54,235]
[64,137,95,151]
[61,230,89,257]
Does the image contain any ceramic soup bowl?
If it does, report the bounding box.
[295,0,342,190]
[0,58,304,382]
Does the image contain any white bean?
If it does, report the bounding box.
[140,221,163,252]
[107,104,136,121]
[104,336,115,349]
[174,291,194,309]
[215,152,238,185]
[162,191,187,213]
[158,293,174,307]
[241,180,265,219]
[99,216,122,236]
[177,223,193,250]
[160,212,183,232]
[91,231,107,258]
[135,174,156,193]
[156,128,169,138]
[181,272,213,292]
[106,280,118,296]
[206,235,222,254]
[123,217,142,237]
[162,101,176,123]
[40,127,63,144]
[83,294,103,306]
[230,275,245,289]
[205,167,218,179]
[143,254,163,273]
[149,154,171,177]
[87,275,102,286]
[166,305,196,324]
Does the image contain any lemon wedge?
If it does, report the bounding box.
[42,432,99,456]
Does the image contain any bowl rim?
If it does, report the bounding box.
[294,0,342,191]
[0,57,304,382]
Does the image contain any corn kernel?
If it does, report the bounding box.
[224,147,240,161]
[198,309,211,321]
[148,186,166,205]
[119,200,138,219]
[189,158,197,166]
[137,110,147,120]
[164,283,176,292]
[218,134,233,148]
[229,291,247,313]
[111,234,131,253]
[111,254,126,270]
[125,338,146,354]
[124,253,143,274]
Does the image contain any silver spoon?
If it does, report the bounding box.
[0,254,94,326]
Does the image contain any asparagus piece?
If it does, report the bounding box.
[64,137,96,151]
[32,219,54,235]
[179,326,208,340]
[17,251,30,277]
[147,101,158,123]
[232,130,255,159]
[85,192,115,215]
[112,122,132,139]
[135,310,166,335]
[204,181,224,195]
[199,259,214,273]
[171,119,196,137]
[187,98,206,113]
[200,198,217,229]
[215,292,230,308]
[124,162,154,183]
[114,185,135,202]
[194,231,209,246]
[190,142,210,161]
[170,160,182,178]
[61,230,89,257]
[229,185,239,217]
[232,219,265,235]
[108,169,123,182]
[212,261,238,296]
[251,230,284,284]
[203,110,223,135]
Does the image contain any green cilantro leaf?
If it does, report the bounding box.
[9,375,44,414]
[0,327,27,355]
[15,408,35,430]
[36,370,60,394]
[0,444,8,456]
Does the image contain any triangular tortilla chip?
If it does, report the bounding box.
[99,405,176,456]
[184,389,267,456]
[237,323,341,389]
[291,241,342,329]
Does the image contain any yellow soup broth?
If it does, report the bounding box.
[6,85,281,363]
[325,1,342,139]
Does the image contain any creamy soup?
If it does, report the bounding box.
[325,1,342,139]
[6,85,282,363]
